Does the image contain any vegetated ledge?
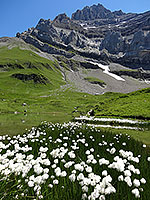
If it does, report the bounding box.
[0,63,24,70]
[84,77,106,87]
[0,62,53,70]
[11,73,49,84]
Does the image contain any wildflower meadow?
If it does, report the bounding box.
[0,122,150,200]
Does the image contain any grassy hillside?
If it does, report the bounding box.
[0,46,51,66]
[0,46,65,102]
[94,88,150,119]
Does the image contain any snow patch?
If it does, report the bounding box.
[90,62,125,81]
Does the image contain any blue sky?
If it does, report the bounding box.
[0,0,150,37]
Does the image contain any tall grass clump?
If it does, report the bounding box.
[0,122,150,199]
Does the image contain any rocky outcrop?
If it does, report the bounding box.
[0,63,24,70]
[98,29,150,68]
[53,13,84,33]
[56,56,100,71]
[17,33,74,58]
[36,19,58,37]
[11,73,49,84]
[33,19,60,44]
[53,13,70,26]
[63,30,85,48]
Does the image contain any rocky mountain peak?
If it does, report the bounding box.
[112,10,125,16]
[71,3,125,21]
[36,18,54,32]
[53,13,71,24]
[71,3,112,20]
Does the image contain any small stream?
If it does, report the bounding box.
[74,116,150,130]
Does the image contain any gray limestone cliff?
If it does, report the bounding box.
[16,3,150,69]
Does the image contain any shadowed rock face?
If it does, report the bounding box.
[112,69,150,80]
[129,31,150,51]
[100,31,126,54]
[16,3,150,69]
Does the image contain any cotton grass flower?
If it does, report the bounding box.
[118,175,124,181]
[69,174,76,182]
[147,157,150,162]
[53,179,59,185]
[109,147,116,154]
[68,151,76,158]
[102,170,108,177]
[124,170,132,177]
[99,158,110,166]
[74,164,84,172]
[85,166,92,173]
[133,179,141,187]
[124,176,132,187]
[28,180,34,187]
[132,188,140,198]
[140,178,146,184]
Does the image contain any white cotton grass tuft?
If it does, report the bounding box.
[118,175,124,181]
[68,151,76,159]
[28,180,34,187]
[102,170,108,177]
[132,188,140,198]
[69,174,76,182]
[147,157,150,162]
[140,178,146,184]
[133,179,141,187]
[53,179,59,185]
